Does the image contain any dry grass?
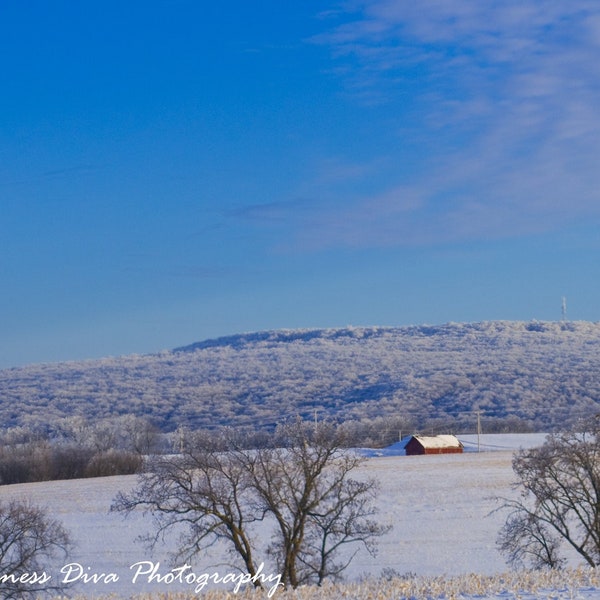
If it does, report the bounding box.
[50,567,600,599]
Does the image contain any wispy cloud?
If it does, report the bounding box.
[293,0,600,249]
[1,164,101,188]
[230,197,319,225]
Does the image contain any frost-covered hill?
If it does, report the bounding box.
[1,321,600,433]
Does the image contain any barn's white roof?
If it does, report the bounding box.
[410,434,463,449]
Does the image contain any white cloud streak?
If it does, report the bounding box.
[294,0,600,249]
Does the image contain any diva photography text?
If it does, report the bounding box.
[0,561,283,597]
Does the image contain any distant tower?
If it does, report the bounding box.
[561,296,567,321]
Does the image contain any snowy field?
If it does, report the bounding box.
[1,433,599,599]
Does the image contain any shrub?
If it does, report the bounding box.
[84,449,143,478]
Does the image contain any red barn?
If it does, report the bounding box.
[404,434,463,456]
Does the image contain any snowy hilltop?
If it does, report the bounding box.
[1,321,599,435]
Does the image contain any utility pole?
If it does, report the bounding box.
[476,410,482,453]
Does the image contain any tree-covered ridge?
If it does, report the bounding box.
[1,321,599,434]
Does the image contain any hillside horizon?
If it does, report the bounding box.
[1,320,599,435]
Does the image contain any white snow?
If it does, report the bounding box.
[0,433,594,598]
[411,433,462,448]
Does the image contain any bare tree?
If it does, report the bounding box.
[0,499,71,599]
[498,510,564,570]
[237,421,388,587]
[113,420,388,589]
[299,470,387,584]
[117,415,160,455]
[497,418,600,569]
[112,430,264,584]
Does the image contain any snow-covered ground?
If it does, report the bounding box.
[0,433,595,599]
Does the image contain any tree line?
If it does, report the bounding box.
[0,415,158,485]
[0,410,531,487]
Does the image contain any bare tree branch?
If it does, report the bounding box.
[0,499,72,599]
[497,417,600,569]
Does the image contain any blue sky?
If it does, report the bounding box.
[2,1,600,368]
